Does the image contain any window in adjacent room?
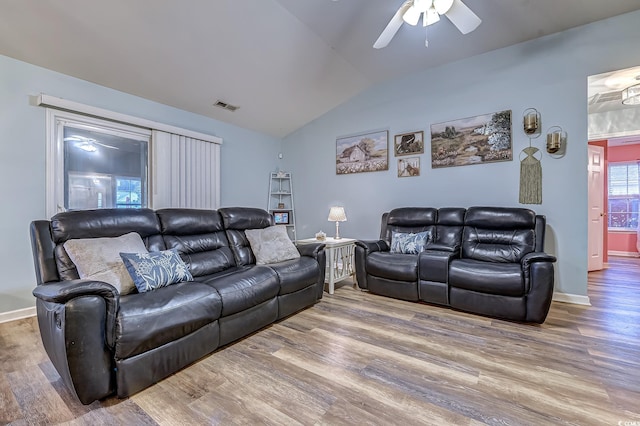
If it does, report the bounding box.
[47,110,151,217]
[608,161,640,230]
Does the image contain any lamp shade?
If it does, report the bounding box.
[328,206,347,222]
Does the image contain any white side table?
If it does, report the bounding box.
[297,237,356,294]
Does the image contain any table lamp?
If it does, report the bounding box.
[328,206,347,239]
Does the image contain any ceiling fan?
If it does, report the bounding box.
[64,135,119,152]
[374,0,481,49]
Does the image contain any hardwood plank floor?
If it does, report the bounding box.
[1,258,639,425]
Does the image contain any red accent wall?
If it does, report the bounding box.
[607,143,640,254]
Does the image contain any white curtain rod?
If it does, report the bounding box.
[37,93,223,145]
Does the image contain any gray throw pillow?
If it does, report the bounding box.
[245,226,300,264]
[63,232,148,294]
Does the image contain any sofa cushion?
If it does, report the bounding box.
[202,265,279,316]
[219,207,274,266]
[390,231,431,254]
[366,252,418,282]
[156,209,235,277]
[120,249,193,293]
[448,259,524,297]
[115,282,222,359]
[462,207,536,263]
[63,232,148,295]
[245,226,300,264]
[268,256,319,295]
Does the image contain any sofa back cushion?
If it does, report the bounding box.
[462,207,536,263]
[219,207,274,266]
[381,208,437,245]
[435,208,466,249]
[156,209,235,277]
[50,208,162,281]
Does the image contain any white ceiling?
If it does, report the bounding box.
[1,0,640,138]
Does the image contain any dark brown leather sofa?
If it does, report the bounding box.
[355,206,556,323]
[30,207,325,404]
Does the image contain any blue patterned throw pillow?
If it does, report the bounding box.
[390,231,431,254]
[120,249,193,293]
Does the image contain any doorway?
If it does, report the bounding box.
[588,65,640,271]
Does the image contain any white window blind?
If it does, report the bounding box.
[151,130,221,209]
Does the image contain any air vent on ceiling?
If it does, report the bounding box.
[589,91,622,105]
[213,100,239,112]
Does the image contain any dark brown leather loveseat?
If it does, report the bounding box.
[355,206,556,323]
[30,207,325,404]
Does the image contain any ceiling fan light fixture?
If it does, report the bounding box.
[402,4,422,26]
[79,142,97,152]
[622,83,640,105]
[425,5,440,26]
[433,0,454,15]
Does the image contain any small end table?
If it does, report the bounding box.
[297,237,356,294]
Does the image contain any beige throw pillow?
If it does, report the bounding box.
[63,232,148,294]
[245,226,300,265]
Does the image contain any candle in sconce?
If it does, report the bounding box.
[546,132,562,153]
[524,113,539,134]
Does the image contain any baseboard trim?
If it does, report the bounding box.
[607,250,640,258]
[552,292,591,306]
[0,306,37,324]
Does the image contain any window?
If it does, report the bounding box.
[42,94,222,218]
[608,162,640,230]
[47,110,151,217]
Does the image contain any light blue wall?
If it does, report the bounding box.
[0,54,279,314]
[283,10,640,298]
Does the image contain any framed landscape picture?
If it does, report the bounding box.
[336,130,389,175]
[394,131,424,156]
[430,110,512,169]
[397,157,420,177]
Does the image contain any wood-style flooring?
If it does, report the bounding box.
[1,257,639,425]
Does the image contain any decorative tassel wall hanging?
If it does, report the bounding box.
[519,108,543,204]
[519,146,542,204]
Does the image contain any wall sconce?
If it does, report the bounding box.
[328,206,347,239]
[523,108,541,137]
[546,126,567,158]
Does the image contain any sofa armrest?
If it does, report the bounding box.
[521,252,557,270]
[33,279,119,348]
[33,280,119,404]
[520,252,556,323]
[297,242,325,258]
[354,240,388,290]
[425,242,460,253]
[355,240,389,253]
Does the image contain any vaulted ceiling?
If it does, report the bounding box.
[1,0,640,138]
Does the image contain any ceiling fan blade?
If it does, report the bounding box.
[95,141,119,150]
[444,0,481,34]
[373,1,412,49]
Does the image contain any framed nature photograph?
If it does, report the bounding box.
[397,157,420,177]
[272,211,290,225]
[394,131,424,156]
[336,130,388,175]
[430,110,512,169]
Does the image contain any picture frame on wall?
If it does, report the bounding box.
[430,110,512,169]
[397,157,420,177]
[394,131,424,156]
[336,130,389,175]
[272,211,290,225]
